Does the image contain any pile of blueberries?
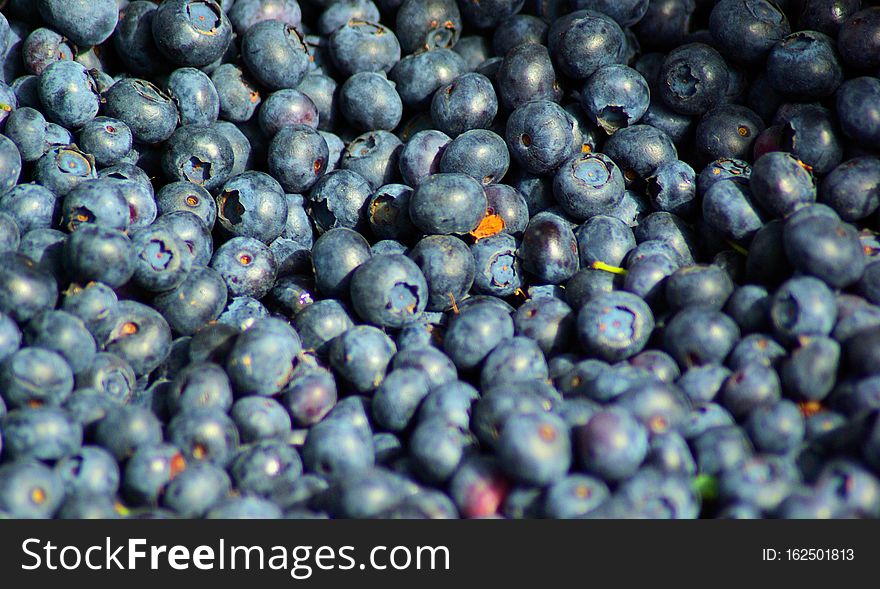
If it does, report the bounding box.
[0,0,879,520]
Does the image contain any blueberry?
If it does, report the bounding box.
[162,124,235,192]
[367,184,417,241]
[431,73,497,138]
[329,20,401,77]
[163,463,231,517]
[575,408,648,481]
[389,48,465,110]
[783,212,865,288]
[709,0,790,66]
[330,325,396,393]
[553,153,625,220]
[577,291,654,362]
[496,43,562,112]
[519,211,580,283]
[349,254,428,328]
[410,172,487,235]
[837,7,880,72]
[228,0,302,35]
[153,0,233,68]
[409,235,475,311]
[658,43,729,116]
[211,64,263,123]
[506,100,578,176]
[544,474,609,518]
[340,72,402,132]
[548,9,626,80]
[820,157,880,221]
[309,169,374,233]
[835,76,880,149]
[664,307,740,368]
[37,61,100,131]
[293,299,355,355]
[0,460,64,519]
[497,412,571,486]
[22,28,75,76]
[581,64,650,135]
[702,179,765,243]
[602,124,677,187]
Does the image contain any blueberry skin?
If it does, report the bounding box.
[581,64,650,135]
[575,408,648,482]
[217,296,269,331]
[371,368,431,432]
[340,72,402,132]
[519,211,580,284]
[63,225,135,289]
[229,440,302,500]
[577,291,654,362]
[37,0,117,47]
[163,463,231,517]
[94,300,173,376]
[241,20,309,91]
[329,20,401,77]
[349,254,428,328]
[767,31,842,100]
[309,169,373,233]
[496,43,563,112]
[480,336,549,390]
[694,105,764,165]
[157,210,214,267]
[268,125,328,194]
[214,121,252,176]
[777,106,843,177]
[168,408,240,467]
[409,418,468,484]
[366,184,417,241]
[409,235,475,312]
[506,100,578,176]
[389,48,466,110]
[152,0,233,68]
[398,130,451,187]
[553,153,625,221]
[94,405,163,461]
[783,213,865,288]
[835,77,880,149]
[156,181,216,228]
[439,129,509,185]
[471,233,523,297]
[24,310,96,375]
[113,1,167,78]
[664,307,741,368]
[544,474,609,518]
[549,9,626,80]
[0,460,64,519]
[409,172,487,235]
[75,117,132,168]
[781,336,840,402]
[175,141,238,199]
[310,228,371,300]
[62,178,133,234]
[210,236,278,298]
[5,107,47,163]
[228,0,302,35]
[123,443,187,505]
[282,371,338,427]
[330,325,397,393]
[602,124,677,187]
[22,27,75,76]
[0,347,73,409]
[0,311,20,364]
[37,60,99,130]
[302,419,374,481]
[166,361,233,415]
[443,300,514,370]
[293,299,354,355]
[0,133,20,193]
[104,79,179,145]
[211,64,262,123]
[165,68,220,127]
[207,496,282,519]
[341,130,403,191]
[394,0,461,53]
[431,73,497,138]
[838,7,880,71]
[485,184,529,237]
[216,171,287,244]
[798,0,861,36]
[317,0,381,37]
[572,0,648,27]
[749,152,816,218]
[820,157,880,222]
[665,264,734,311]
[658,43,729,116]
[497,412,571,487]
[55,446,120,498]
[298,73,339,132]
[709,0,791,66]
[258,89,320,137]
[130,223,193,293]
[769,276,836,344]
